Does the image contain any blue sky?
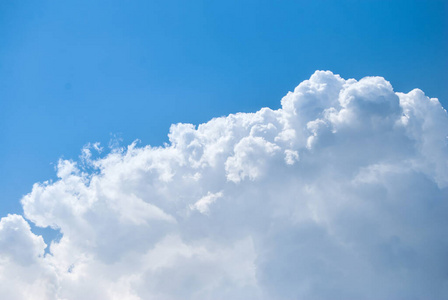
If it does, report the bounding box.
[1,0,447,217]
[2,1,448,298]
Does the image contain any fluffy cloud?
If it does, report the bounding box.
[1,71,448,299]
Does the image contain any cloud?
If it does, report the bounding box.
[1,71,448,299]
[190,191,223,215]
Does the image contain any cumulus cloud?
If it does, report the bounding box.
[1,71,448,299]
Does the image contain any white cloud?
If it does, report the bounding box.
[190,191,223,215]
[1,71,448,299]
[0,214,58,300]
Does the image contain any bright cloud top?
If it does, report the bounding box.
[2,71,448,299]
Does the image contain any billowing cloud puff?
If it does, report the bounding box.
[2,71,448,299]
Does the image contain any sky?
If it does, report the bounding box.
[1,0,447,216]
[1,1,448,299]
